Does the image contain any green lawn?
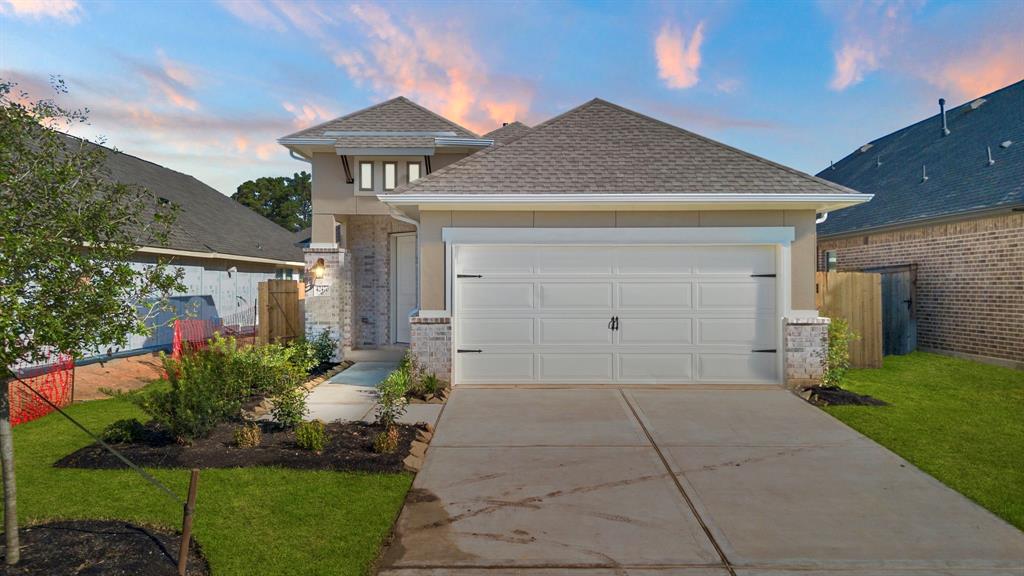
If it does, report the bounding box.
[825,352,1024,530]
[4,395,412,575]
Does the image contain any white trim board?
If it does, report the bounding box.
[136,246,303,267]
[442,227,795,245]
[381,193,872,212]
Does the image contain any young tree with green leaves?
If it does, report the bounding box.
[231,171,311,232]
[0,78,183,564]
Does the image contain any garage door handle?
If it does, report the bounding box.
[457,274,483,278]
[751,349,777,353]
[750,274,776,278]
[457,349,482,353]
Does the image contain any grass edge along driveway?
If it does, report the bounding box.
[825,352,1024,531]
[3,394,412,576]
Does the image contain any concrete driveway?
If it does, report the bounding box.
[379,387,1024,576]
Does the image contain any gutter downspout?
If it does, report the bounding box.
[290,150,312,163]
[387,206,421,322]
[815,213,829,224]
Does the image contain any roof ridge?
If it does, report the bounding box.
[587,98,858,195]
[280,96,406,140]
[394,96,481,138]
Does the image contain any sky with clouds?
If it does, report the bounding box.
[1,0,1021,196]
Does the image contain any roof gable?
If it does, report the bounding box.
[818,80,1024,236]
[387,98,858,196]
[282,96,478,140]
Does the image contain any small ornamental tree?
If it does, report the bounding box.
[0,78,183,564]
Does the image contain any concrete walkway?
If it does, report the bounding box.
[380,387,1024,575]
[305,362,443,426]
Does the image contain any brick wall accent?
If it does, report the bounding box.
[818,212,1023,365]
[784,317,829,388]
[409,314,451,383]
[303,247,350,360]
[345,216,416,348]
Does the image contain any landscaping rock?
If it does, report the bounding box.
[403,454,423,473]
[415,429,433,444]
[409,441,427,459]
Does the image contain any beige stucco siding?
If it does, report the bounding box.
[418,209,817,311]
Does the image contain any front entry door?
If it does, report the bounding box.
[392,233,417,344]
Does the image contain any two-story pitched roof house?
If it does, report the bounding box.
[817,80,1023,369]
[280,97,870,387]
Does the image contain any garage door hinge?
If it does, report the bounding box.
[751,349,777,353]
[750,273,776,277]
[457,274,483,278]
[457,349,482,353]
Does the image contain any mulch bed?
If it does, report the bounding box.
[803,385,888,406]
[0,520,208,575]
[55,421,419,473]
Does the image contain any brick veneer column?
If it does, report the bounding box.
[303,247,351,361]
[784,316,830,389]
[409,313,451,384]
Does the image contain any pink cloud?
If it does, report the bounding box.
[0,0,81,23]
[932,37,1024,99]
[216,0,286,32]
[282,101,333,128]
[830,43,879,91]
[655,20,705,90]
[332,3,533,134]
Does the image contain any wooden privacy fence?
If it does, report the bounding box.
[815,271,883,368]
[257,279,304,345]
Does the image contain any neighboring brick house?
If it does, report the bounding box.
[817,80,1023,369]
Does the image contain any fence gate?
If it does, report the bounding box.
[258,280,304,344]
[815,271,884,368]
[864,265,918,356]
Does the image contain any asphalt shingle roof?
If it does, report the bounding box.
[818,80,1024,237]
[482,121,531,144]
[282,96,478,141]
[389,99,860,196]
[63,134,303,263]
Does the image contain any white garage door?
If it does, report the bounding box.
[454,244,779,385]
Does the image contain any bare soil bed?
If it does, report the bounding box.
[804,385,888,406]
[55,421,419,473]
[0,520,208,575]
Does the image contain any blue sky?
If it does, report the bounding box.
[2,0,1021,195]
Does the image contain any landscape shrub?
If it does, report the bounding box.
[101,418,146,444]
[309,330,336,366]
[421,373,442,397]
[295,420,327,452]
[374,369,408,453]
[233,422,262,448]
[823,317,859,388]
[271,386,308,429]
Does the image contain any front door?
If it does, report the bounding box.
[392,233,417,344]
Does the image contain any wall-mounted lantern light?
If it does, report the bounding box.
[310,258,326,279]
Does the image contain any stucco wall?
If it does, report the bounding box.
[418,209,817,311]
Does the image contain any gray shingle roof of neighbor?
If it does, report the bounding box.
[817,80,1024,237]
[281,96,479,141]
[60,134,304,263]
[482,121,531,144]
[388,98,861,196]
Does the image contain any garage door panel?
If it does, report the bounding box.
[618,353,693,382]
[458,246,535,275]
[698,353,776,382]
[697,281,775,311]
[538,247,612,275]
[458,353,535,382]
[618,282,692,309]
[615,246,694,274]
[460,318,534,346]
[698,317,775,347]
[539,353,614,381]
[618,318,693,345]
[461,282,534,310]
[693,247,775,275]
[539,318,615,345]
[539,282,612,309]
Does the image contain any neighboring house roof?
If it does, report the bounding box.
[62,134,304,264]
[281,96,479,141]
[818,80,1024,237]
[385,98,861,197]
[483,121,531,144]
[293,227,312,248]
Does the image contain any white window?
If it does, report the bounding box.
[407,161,422,183]
[383,161,397,191]
[359,162,374,191]
[825,250,838,272]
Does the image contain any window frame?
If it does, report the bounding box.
[358,161,374,192]
[383,161,398,191]
[825,250,838,272]
[406,161,423,183]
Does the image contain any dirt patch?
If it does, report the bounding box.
[804,385,888,406]
[73,353,165,401]
[55,421,421,472]
[0,519,208,575]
